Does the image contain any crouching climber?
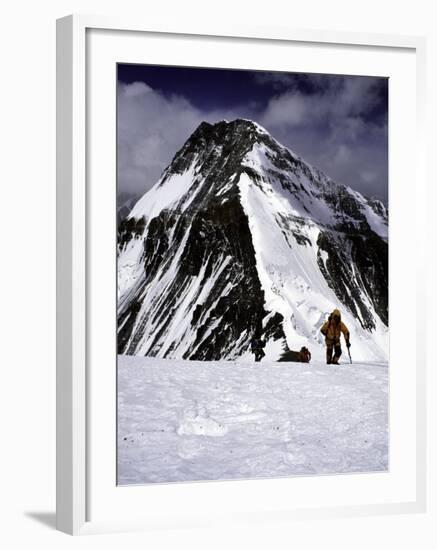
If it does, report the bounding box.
[320,308,351,365]
[278,346,311,363]
[299,346,311,363]
[251,335,266,362]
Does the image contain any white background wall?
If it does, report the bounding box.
[0,0,435,548]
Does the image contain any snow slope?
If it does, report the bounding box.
[238,144,388,361]
[118,355,388,485]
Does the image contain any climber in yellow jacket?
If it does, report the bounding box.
[320,308,351,365]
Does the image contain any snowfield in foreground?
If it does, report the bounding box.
[118,355,388,485]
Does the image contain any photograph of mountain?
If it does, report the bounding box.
[117,65,388,485]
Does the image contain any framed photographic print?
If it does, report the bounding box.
[56,14,427,535]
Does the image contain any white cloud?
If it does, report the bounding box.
[118,76,388,203]
[261,93,311,127]
[117,82,204,196]
[360,170,377,183]
[334,144,351,164]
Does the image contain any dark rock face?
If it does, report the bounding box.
[118,121,287,359]
[119,192,272,360]
[117,119,388,359]
[317,230,388,330]
[118,216,146,249]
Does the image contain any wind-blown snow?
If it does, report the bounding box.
[118,355,388,484]
[128,158,200,221]
[358,193,388,240]
[118,236,145,304]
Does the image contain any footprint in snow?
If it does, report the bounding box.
[177,414,228,437]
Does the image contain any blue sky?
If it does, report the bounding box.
[117,64,388,203]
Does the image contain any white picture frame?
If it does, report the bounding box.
[56,14,427,535]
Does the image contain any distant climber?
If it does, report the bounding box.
[251,335,266,362]
[320,308,350,365]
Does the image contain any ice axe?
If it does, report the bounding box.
[346,342,352,364]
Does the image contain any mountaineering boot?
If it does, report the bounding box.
[333,345,342,365]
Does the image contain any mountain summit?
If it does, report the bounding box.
[117,119,388,361]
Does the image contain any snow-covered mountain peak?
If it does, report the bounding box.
[118,120,388,362]
[127,119,271,222]
[128,118,387,240]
